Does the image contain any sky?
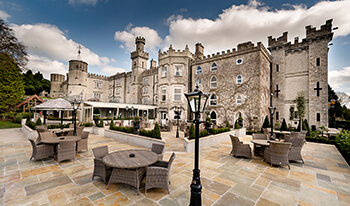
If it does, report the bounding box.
[1,0,350,96]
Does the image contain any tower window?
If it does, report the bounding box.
[236,58,243,65]
[161,67,167,77]
[196,78,201,86]
[174,65,182,76]
[210,94,217,106]
[161,88,166,101]
[276,112,279,120]
[174,88,181,101]
[196,66,202,74]
[316,58,320,66]
[236,75,242,84]
[317,113,321,122]
[210,63,217,72]
[276,64,279,72]
[210,76,217,88]
[236,96,242,104]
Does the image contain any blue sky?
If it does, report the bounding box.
[1,0,350,95]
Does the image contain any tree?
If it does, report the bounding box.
[0,19,28,69]
[189,123,195,139]
[296,92,306,132]
[23,70,51,95]
[262,115,270,128]
[0,52,25,113]
[152,122,161,139]
[280,119,288,131]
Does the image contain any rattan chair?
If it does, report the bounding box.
[289,137,306,163]
[252,134,268,156]
[77,131,89,152]
[37,131,56,144]
[107,167,146,194]
[151,143,165,160]
[264,142,292,169]
[67,126,84,136]
[145,152,176,194]
[92,146,111,184]
[36,125,48,133]
[29,139,54,161]
[229,135,251,158]
[263,128,275,139]
[57,140,76,163]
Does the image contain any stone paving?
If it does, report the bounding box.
[1,128,350,206]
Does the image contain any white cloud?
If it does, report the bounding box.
[0,9,10,21]
[114,26,163,54]
[101,65,127,75]
[27,55,67,79]
[329,67,350,94]
[11,23,109,66]
[68,0,98,6]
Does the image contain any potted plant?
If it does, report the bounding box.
[132,116,140,133]
[205,117,212,133]
[93,115,100,126]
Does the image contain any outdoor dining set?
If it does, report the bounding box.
[92,143,175,195]
[28,125,88,163]
[230,128,307,170]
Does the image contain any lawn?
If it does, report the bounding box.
[0,121,22,129]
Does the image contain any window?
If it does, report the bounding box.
[174,88,182,101]
[236,95,242,104]
[143,97,148,104]
[110,81,113,86]
[115,98,120,103]
[210,63,217,72]
[316,58,320,66]
[196,78,201,86]
[276,64,279,72]
[109,89,112,95]
[161,67,167,77]
[144,78,148,85]
[196,66,202,74]
[94,93,101,100]
[127,87,130,93]
[210,94,217,106]
[155,95,158,104]
[116,88,120,94]
[144,87,148,93]
[236,58,243,65]
[116,79,120,85]
[210,111,217,124]
[236,75,242,84]
[317,113,321,121]
[276,111,279,120]
[94,81,102,89]
[174,65,182,76]
[161,88,166,101]
[210,76,217,88]
[133,76,136,82]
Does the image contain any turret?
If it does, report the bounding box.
[195,43,204,59]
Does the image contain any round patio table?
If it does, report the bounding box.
[251,140,277,156]
[102,149,158,194]
[48,128,74,136]
[40,136,81,144]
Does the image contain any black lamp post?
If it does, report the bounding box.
[174,106,183,138]
[71,99,81,136]
[269,63,276,140]
[185,85,209,206]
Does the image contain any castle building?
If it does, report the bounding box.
[50,20,333,129]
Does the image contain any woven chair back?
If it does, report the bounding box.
[151,143,164,155]
[253,133,268,140]
[167,152,176,170]
[29,139,37,154]
[59,140,75,150]
[92,146,109,159]
[269,142,292,157]
[39,131,55,139]
[76,126,85,136]
[36,125,48,132]
[81,131,89,139]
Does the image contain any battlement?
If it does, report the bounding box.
[50,73,65,82]
[158,44,193,59]
[131,50,149,59]
[135,36,146,44]
[192,41,267,64]
[88,73,108,80]
[143,67,157,76]
[268,19,333,50]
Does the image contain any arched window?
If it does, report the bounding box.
[236,95,242,104]
[211,63,217,72]
[210,94,217,106]
[196,66,202,74]
[236,75,242,84]
[210,76,217,88]
[210,111,217,124]
[196,78,201,86]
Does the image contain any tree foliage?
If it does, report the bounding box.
[189,123,195,139]
[0,52,25,113]
[23,70,51,95]
[280,119,288,131]
[0,19,28,69]
[152,122,161,139]
[262,115,270,128]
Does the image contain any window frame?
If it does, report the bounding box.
[174,88,182,101]
[236,75,243,84]
[196,66,202,74]
[161,87,166,102]
[209,94,217,106]
[174,65,182,76]
[210,62,217,72]
[236,95,242,105]
[210,76,217,88]
[161,67,167,77]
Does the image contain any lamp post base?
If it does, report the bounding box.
[190,169,202,206]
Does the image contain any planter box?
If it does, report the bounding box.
[21,124,38,140]
[105,129,165,150]
[91,127,105,136]
[183,130,235,153]
[234,128,246,137]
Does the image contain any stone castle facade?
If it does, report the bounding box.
[50,20,334,129]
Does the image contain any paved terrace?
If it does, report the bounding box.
[0,128,350,206]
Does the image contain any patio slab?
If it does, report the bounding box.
[0,128,349,205]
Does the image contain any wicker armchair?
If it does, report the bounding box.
[289,137,306,163]
[92,146,111,184]
[151,143,165,160]
[229,135,251,158]
[252,134,268,156]
[36,125,48,133]
[263,128,275,139]
[29,139,54,161]
[77,131,89,152]
[67,126,84,136]
[145,152,176,194]
[37,131,56,144]
[57,140,76,163]
[264,142,292,169]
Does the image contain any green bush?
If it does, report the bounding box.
[35,118,42,126]
[210,127,230,136]
[152,122,161,139]
[234,120,240,129]
[189,123,195,139]
[280,119,288,131]
[304,119,310,135]
[262,115,270,128]
[139,129,153,137]
[336,130,350,155]
[14,112,33,123]
[96,119,104,127]
[109,119,115,130]
[25,120,36,130]
[80,122,93,127]
[226,121,230,128]
[47,124,70,129]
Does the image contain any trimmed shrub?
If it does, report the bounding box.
[35,118,42,126]
[234,120,240,129]
[280,119,288,131]
[25,120,36,130]
[189,123,195,139]
[80,122,93,127]
[152,122,161,139]
[336,130,350,155]
[262,115,270,128]
[109,119,115,130]
[14,112,33,123]
[226,121,230,128]
[139,129,153,137]
[96,119,104,127]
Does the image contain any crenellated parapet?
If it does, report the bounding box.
[131,50,149,59]
[268,19,333,52]
[192,41,270,64]
[50,73,65,82]
[88,73,108,80]
[142,67,157,77]
[158,44,194,59]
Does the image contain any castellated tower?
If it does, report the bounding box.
[130,37,149,104]
[268,19,333,129]
[50,73,66,98]
[67,60,88,101]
